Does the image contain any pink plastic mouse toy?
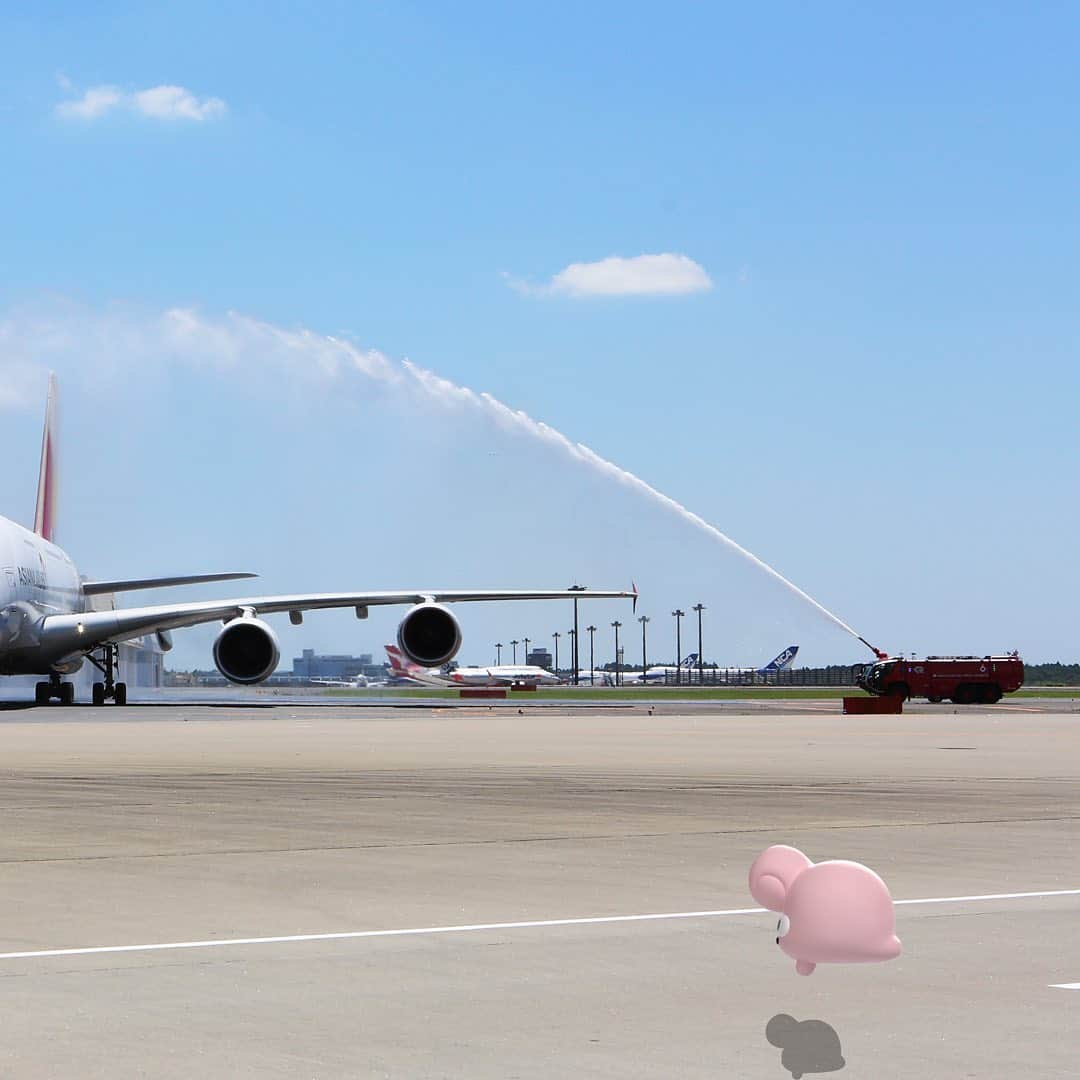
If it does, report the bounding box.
[748,844,901,975]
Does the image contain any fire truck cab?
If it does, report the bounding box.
[856,654,1024,704]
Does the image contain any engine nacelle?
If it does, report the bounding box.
[396,603,462,667]
[213,617,280,685]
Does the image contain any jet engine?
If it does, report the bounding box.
[396,603,462,667]
[213,617,280,685]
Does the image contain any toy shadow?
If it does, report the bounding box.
[766,1014,845,1078]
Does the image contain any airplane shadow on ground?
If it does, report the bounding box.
[766,1014,845,1078]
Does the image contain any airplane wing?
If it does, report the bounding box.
[40,588,635,656]
[81,572,257,596]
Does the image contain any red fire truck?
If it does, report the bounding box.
[856,654,1024,704]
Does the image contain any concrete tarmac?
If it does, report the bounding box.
[0,701,1077,1078]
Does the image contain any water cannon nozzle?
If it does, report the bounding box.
[856,635,886,660]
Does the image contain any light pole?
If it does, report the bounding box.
[496,642,503,665]
[510,639,519,664]
[611,620,622,687]
[568,628,576,681]
[553,631,561,675]
[693,603,705,686]
[638,615,650,685]
[523,637,531,665]
[587,625,596,684]
[569,584,586,685]
[672,609,685,685]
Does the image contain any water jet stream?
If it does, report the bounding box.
[398,357,878,655]
[1,305,880,656]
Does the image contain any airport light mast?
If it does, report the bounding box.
[523,637,531,665]
[693,603,705,686]
[510,639,519,664]
[586,625,596,685]
[611,620,622,687]
[553,632,561,675]
[495,642,503,665]
[569,584,586,685]
[567,627,576,681]
[638,615,650,683]
[672,610,685,685]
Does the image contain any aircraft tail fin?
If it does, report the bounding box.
[385,644,421,676]
[760,645,799,673]
[33,374,58,544]
[680,653,699,668]
[385,644,444,685]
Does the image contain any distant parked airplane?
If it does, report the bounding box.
[621,646,800,684]
[385,645,562,687]
[619,653,701,685]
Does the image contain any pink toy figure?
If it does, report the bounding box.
[748,844,901,975]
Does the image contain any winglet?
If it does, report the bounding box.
[33,373,58,544]
[632,581,638,613]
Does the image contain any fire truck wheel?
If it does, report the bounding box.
[980,684,1003,704]
[952,685,974,705]
[887,682,909,701]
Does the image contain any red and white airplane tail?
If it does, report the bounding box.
[33,373,58,544]
[384,644,448,685]
[384,644,410,676]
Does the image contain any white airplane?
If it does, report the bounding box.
[384,645,562,687]
[619,652,702,685]
[575,669,614,686]
[0,377,635,706]
[708,645,800,680]
[620,646,800,684]
[310,675,371,688]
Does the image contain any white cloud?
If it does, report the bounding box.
[56,83,226,122]
[510,253,713,298]
[56,86,125,120]
[132,86,226,121]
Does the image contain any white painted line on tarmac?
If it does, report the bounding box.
[0,909,766,961]
[893,888,1080,907]
[1050,983,1080,990]
[1,887,1077,962]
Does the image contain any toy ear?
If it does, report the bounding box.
[749,845,813,910]
[765,1014,798,1047]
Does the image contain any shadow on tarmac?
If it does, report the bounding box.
[766,1014,845,1077]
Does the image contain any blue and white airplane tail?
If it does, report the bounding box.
[758,645,799,673]
[680,653,699,668]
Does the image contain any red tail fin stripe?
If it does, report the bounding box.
[33,375,57,543]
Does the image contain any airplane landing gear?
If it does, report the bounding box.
[34,674,75,705]
[86,643,127,706]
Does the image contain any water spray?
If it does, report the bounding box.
[3,305,885,656]
[398,357,881,656]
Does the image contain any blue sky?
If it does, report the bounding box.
[0,3,1077,669]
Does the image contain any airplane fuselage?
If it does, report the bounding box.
[0,515,86,675]
[449,664,561,687]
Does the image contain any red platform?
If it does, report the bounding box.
[459,688,507,699]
